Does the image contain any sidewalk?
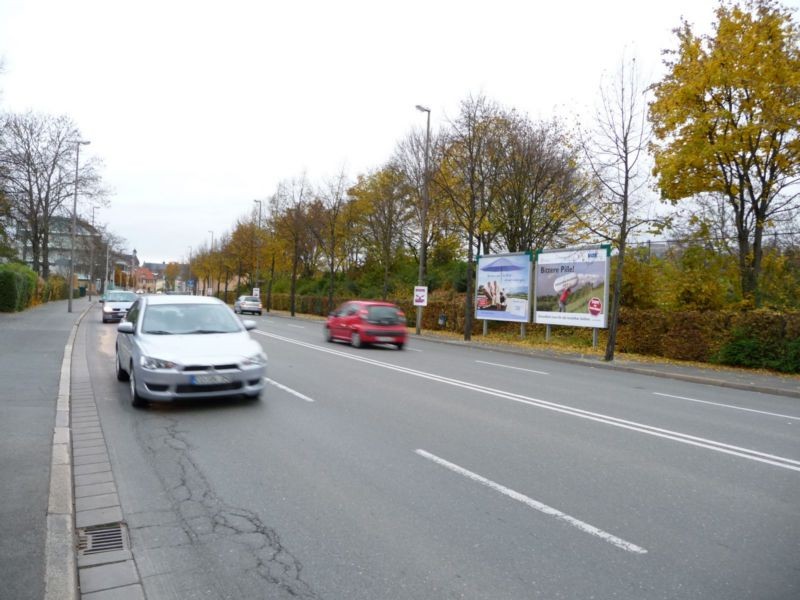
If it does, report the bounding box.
[0,297,91,600]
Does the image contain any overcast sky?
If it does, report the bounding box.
[1,0,773,264]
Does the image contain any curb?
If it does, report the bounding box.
[44,302,93,600]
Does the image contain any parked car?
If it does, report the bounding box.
[101,290,138,323]
[325,300,407,349]
[115,295,267,407]
[234,295,263,315]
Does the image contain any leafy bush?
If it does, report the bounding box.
[0,263,38,311]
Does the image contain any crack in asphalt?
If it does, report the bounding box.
[135,414,320,600]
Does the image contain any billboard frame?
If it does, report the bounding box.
[474,251,533,323]
[533,244,611,328]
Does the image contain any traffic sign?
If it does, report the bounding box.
[413,286,428,306]
[588,297,603,316]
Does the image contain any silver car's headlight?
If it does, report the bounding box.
[241,353,267,367]
[140,356,177,370]
[103,306,113,313]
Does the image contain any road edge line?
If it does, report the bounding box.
[44,301,93,600]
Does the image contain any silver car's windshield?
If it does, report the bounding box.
[142,304,242,335]
[106,291,137,302]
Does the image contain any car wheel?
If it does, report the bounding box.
[115,348,129,382]
[257,311,262,316]
[325,326,334,343]
[351,331,362,348]
[129,366,147,408]
[396,342,404,350]
[245,392,261,402]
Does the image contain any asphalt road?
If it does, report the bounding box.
[83,306,800,599]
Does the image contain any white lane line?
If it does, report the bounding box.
[264,377,314,402]
[405,347,422,352]
[286,324,305,329]
[476,360,548,375]
[254,330,800,472]
[654,392,800,421]
[416,449,647,554]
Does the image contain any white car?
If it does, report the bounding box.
[101,290,138,323]
[115,295,267,407]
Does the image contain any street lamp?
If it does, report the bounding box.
[253,199,262,295]
[187,246,193,294]
[415,104,431,335]
[88,206,96,301]
[67,139,90,313]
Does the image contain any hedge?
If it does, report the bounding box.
[259,293,799,373]
[0,263,38,312]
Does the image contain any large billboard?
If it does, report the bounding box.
[475,252,533,323]
[534,246,610,328]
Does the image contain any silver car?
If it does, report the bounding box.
[115,295,267,407]
[101,290,138,323]
[234,295,263,315]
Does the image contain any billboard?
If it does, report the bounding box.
[475,252,533,323]
[534,246,610,328]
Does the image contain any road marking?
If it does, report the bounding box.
[264,377,314,402]
[416,449,647,554]
[405,347,422,352]
[476,360,548,375]
[654,392,800,421]
[286,324,305,329]
[254,330,800,472]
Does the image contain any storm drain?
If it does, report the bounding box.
[77,522,128,555]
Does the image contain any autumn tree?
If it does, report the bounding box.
[649,0,800,305]
[491,114,588,253]
[578,56,656,362]
[435,95,505,340]
[349,165,414,299]
[271,176,312,316]
[164,262,180,290]
[307,170,350,309]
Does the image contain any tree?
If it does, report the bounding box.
[649,0,800,305]
[164,262,180,290]
[0,112,105,277]
[435,94,505,340]
[349,165,414,298]
[307,170,350,309]
[491,114,589,253]
[578,55,656,361]
[271,176,312,316]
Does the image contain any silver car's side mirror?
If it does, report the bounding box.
[242,319,257,331]
[117,322,135,334]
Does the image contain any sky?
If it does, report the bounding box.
[1,0,783,264]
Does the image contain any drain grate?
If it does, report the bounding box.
[77,522,128,555]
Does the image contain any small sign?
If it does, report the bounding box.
[588,297,603,316]
[253,287,261,298]
[413,286,428,306]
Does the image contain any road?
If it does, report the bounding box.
[81,306,800,599]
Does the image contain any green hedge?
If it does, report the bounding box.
[0,263,37,311]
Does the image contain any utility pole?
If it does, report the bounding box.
[88,207,95,301]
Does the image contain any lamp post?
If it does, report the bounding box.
[88,206,96,301]
[253,199,262,295]
[415,104,431,335]
[67,139,90,313]
[208,231,214,296]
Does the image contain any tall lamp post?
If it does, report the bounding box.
[415,104,431,335]
[187,246,193,294]
[88,206,96,301]
[67,139,90,313]
[253,199,262,295]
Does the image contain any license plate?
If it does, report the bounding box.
[191,374,231,385]
[376,336,395,342]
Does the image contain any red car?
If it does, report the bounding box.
[325,300,407,350]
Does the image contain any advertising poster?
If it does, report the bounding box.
[534,246,610,328]
[475,252,532,323]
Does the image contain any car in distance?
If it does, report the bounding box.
[234,295,263,315]
[101,290,138,323]
[325,300,407,349]
[115,295,267,407]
